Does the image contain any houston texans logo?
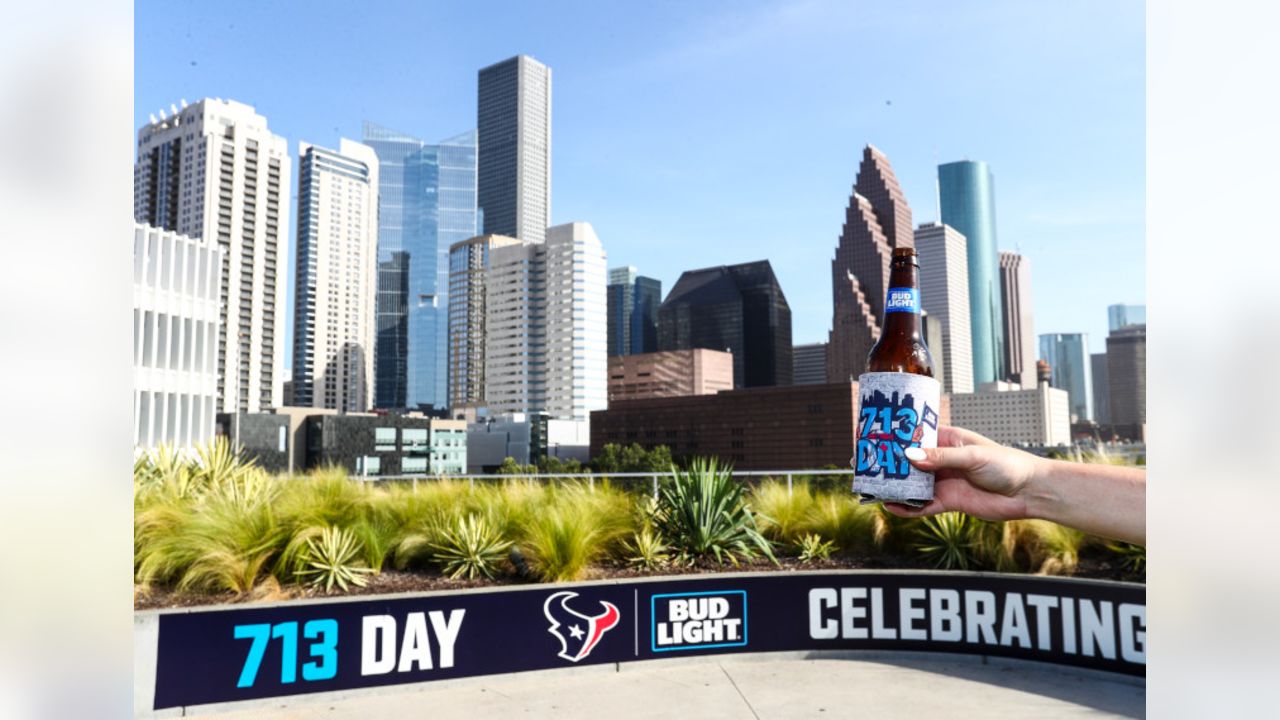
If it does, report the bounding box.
[543,591,621,662]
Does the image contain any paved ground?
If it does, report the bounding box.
[185,652,1144,719]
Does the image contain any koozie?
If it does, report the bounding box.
[853,371,942,506]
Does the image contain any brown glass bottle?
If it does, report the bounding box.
[866,247,936,376]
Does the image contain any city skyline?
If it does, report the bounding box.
[135,1,1143,367]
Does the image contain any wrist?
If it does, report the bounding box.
[1018,456,1062,522]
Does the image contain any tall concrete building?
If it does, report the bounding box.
[447,234,523,411]
[1107,324,1146,426]
[792,342,828,385]
[921,311,947,393]
[477,55,551,243]
[939,160,1005,386]
[134,98,290,412]
[998,251,1037,389]
[1108,303,1146,331]
[659,260,793,388]
[292,140,379,412]
[485,222,607,419]
[363,124,479,411]
[915,222,974,393]
[1039,332,1093,423]
[607,266,662,357]
[827,145,913,383]
[133,224,224,451]
[1091,352,1111,424]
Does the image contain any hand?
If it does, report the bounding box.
[882,425,1043,521]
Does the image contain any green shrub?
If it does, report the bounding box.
[517,485,630,582]
[803,494,876,553]
[427,514,512,580]
[136,494,284,594]
[1107,541,1146,574]
[752,480,815,544]
[653,458,775,567]
[795,533,836,563]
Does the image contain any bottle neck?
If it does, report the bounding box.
[882,261,922,339]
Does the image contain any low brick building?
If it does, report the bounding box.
[592,383,860,470]
[607,349,734,403]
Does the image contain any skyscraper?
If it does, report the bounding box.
[827,145,913,383]
[477,55,551,243]
[485,223,607,419]
[608,267,637,357]
[292,139,379,411]
[659,260,793,388]
[998,251,1037,389]
[791,343,828,385]
[607,267,662,357]
[632,276,662,355]
[915,222,974,393]
[447,233,523,410]
[134,98,290,413]
[1091,352,1111,425]
[939,160,1005,386]
[363,124,478,411]
[1108,303,1146,331]
[1039,332,1093,423]
[1106,324,1146,427]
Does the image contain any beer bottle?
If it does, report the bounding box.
[853,247,942,507]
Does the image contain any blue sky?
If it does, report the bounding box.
[136,0,1144,364]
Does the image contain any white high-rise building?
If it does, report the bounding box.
[999,251,1037,390]
[477,55,551,243]
[484,222,607,419]
[448,234,523,411]
[134,98,291,413]
[915,222,974,393]
[292,139,379,411]
[133,224,223,451]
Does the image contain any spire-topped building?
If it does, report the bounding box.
[826,146,914,383]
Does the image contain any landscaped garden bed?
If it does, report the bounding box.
[134,442,1145,610]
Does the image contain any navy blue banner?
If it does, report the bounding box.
[152,572,1145,710]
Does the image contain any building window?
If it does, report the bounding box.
[402,456,428,474]
[374,427,396,451]
[809,438,825,448]
[403,428,428,453]
[356,455,381,476]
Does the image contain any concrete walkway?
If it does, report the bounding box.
[186,652,1144,719]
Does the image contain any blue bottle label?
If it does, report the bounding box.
[884,287,919,314]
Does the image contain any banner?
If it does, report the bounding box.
[152,571,1145,709]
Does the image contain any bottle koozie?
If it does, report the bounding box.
[852,371,942,506]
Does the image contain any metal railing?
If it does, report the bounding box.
[351,468,857,498]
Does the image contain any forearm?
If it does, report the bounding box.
[1022,459,1146,546]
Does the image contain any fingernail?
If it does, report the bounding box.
[904,447,927,461]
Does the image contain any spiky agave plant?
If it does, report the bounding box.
[913,512,980,570]
[621,525,670,571]
[296,525,373,593]
[794,532,837,563]
[653,457,776,567]
[427,514,513,580]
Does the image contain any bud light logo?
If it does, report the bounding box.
[543,591,621,663]
[856,390,938,480]
[651,591,748,652]
[885,287,919,313]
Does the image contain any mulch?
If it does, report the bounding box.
[134,547,1143,611]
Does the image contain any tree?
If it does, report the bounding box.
[590,443,676,474]
[496,457,537,475]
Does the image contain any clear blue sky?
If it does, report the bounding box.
[136,0,1144,365]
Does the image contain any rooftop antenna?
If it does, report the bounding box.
[170,103,178,116]
[149,113,157,124]
[180,98,188,108]
[158,108,166,120]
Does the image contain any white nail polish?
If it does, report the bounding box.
[904,447,927,461]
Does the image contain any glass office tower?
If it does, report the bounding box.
[364,123,478,411]
[939,160,1005,386]
[1039,332,1093,423]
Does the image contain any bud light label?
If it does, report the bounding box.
[853,371,941,505]
[884,287,919,313]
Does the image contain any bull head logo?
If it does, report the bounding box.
[543,591,620,662]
